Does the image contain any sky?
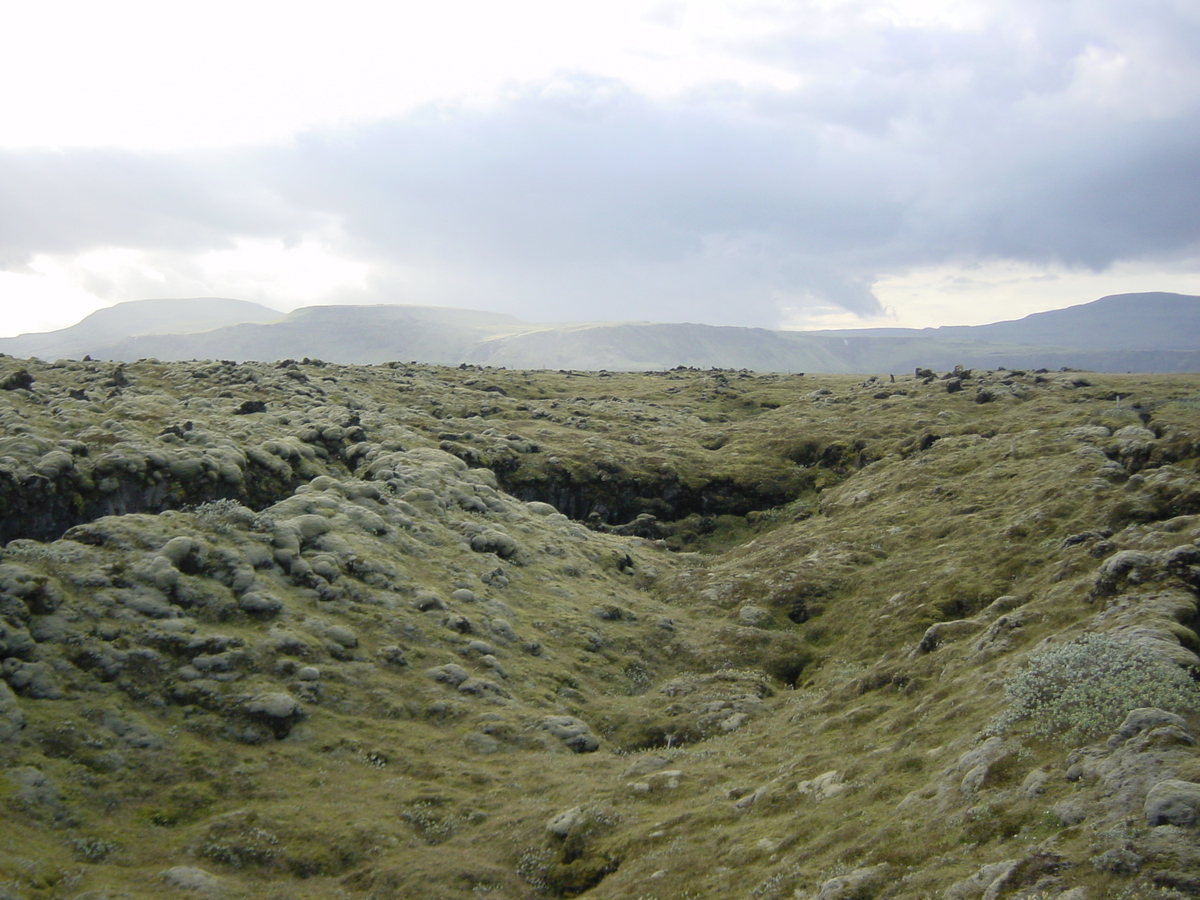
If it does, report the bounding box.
[1,0,1198,338]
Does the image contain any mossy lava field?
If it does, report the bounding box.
[3,355,1200,900]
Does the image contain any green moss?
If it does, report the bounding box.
[2,362,1200,899]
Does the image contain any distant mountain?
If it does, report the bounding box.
[473,322,849,372]
[821,292,1200,350]
[92,304,526,366]
[3,292,1198,373]
[0,298,282,360]
[795,292,1200,373]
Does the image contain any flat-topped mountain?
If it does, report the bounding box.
[3,291,1198,372]
[0,298,283,360]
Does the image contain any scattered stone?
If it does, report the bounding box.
[243,692,304,739]
[1093,550,1158,595]
[463,731,501,754]
[489,618,517,643]
[0,369,34,391]
[1052,798,1089,826]
[644,769,683,790]
[737,605,771,628]
[161,865,226,897]
[426,664,471,687]
[0,682,24,741]
[466,639,495,656]
[470,531,518,558]
[943,860,1020,900]
[546,806,585,836]
[537,715,599,753]
[238,592,282,615]
[622,755,671,779]
[797,770,846,801]
[4,766,68,822]
[0,620,36,660]
[812,864,889,900]
[2,659,61,699]
[919,618,984,652]
[413,592,446,611]
[1091,845,1143,874]
[377,646,409,668]
[1109,708,1191,749]
[956,737,1011,794]
[325,624,358,648]
[1021,768,1050,797]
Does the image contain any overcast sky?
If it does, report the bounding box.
[1,0,1198,338]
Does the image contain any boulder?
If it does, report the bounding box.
[736,605,771,628]
[244,692,304,739]
[161,865,226,898]
[2,659,61,699]
[1145,780,1200,826]
[797,770,846,801]
[1109,708,1191,749]
[425,664,471,687]
[538,715,600,753]
[470,531,518,559]
[546,806,585,837]
[4,766,68,822]
[813,864,888,900]
[0,681,24,741]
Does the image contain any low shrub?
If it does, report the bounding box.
[990,632,1200,743]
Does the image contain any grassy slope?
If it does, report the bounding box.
[0,358,1199,899]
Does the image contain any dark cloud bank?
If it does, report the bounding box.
[2,2,1198,326]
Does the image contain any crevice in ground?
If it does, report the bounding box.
[0,455,315,545]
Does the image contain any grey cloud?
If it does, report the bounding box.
[263,58,1197,321]
[1,1,1197,326]
[263,79,909,322]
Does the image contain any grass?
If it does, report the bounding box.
[1,360,1200,898]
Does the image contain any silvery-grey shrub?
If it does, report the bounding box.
[990,632,1200,743]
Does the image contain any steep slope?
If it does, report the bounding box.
[2,358,1200,899]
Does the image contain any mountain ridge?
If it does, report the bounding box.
[2,291,1197,373]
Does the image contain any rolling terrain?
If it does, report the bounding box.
[3,292,1198,373]
[2,354,1200,898]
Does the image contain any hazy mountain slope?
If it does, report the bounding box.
[89,304,526,364]
[472,322,849,372]
[817,292,1200,350]
[6,292,1200,373]
[795,332,1200,375]
[3,358,1200,898]
[959,291,1200,350]
[0,298,282,359]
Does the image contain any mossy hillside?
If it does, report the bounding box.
[1,356,1200,898]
